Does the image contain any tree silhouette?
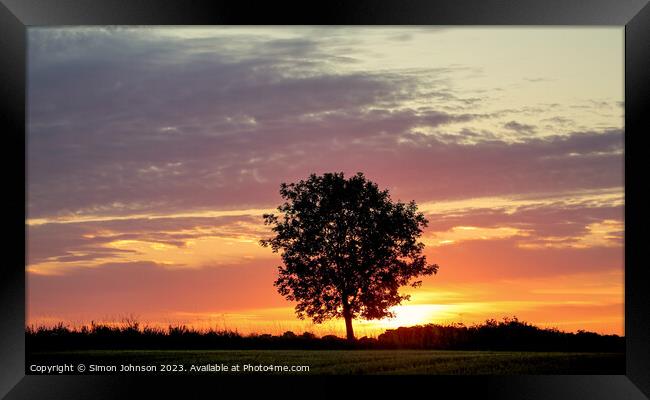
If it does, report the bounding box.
[261,172,439,341]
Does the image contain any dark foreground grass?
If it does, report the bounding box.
[27,350,624,375]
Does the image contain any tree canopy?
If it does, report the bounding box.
[261,172,439,340]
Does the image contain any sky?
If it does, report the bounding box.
[26,27,624,336]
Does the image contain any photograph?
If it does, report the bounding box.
[25,26,626,375]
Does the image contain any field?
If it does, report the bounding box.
[26,350,624,375]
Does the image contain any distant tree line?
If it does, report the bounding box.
[26,317,623,353]
[375,317,623,352]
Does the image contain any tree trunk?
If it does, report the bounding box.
[343,306,355,341]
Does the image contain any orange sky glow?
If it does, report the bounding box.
[27,27,624,336]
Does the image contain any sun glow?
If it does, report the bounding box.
[374,305,447,329]
[425,226,528,247]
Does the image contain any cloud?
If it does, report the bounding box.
[27,28,624,222]
[541,116,574,126]
[26,186,623,278]
[517,219,623,249]
[503,120,537,134]
[425,226,528,247]
[27,29,465,218]
[420,188,623,252]
[26,214,274,275]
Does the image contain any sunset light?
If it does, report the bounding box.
[26,26,624,337]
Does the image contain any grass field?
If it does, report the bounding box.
[26,350,624,375]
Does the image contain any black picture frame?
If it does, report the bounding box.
[1,0,648,398]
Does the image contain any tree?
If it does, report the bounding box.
[260,172,439,341]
